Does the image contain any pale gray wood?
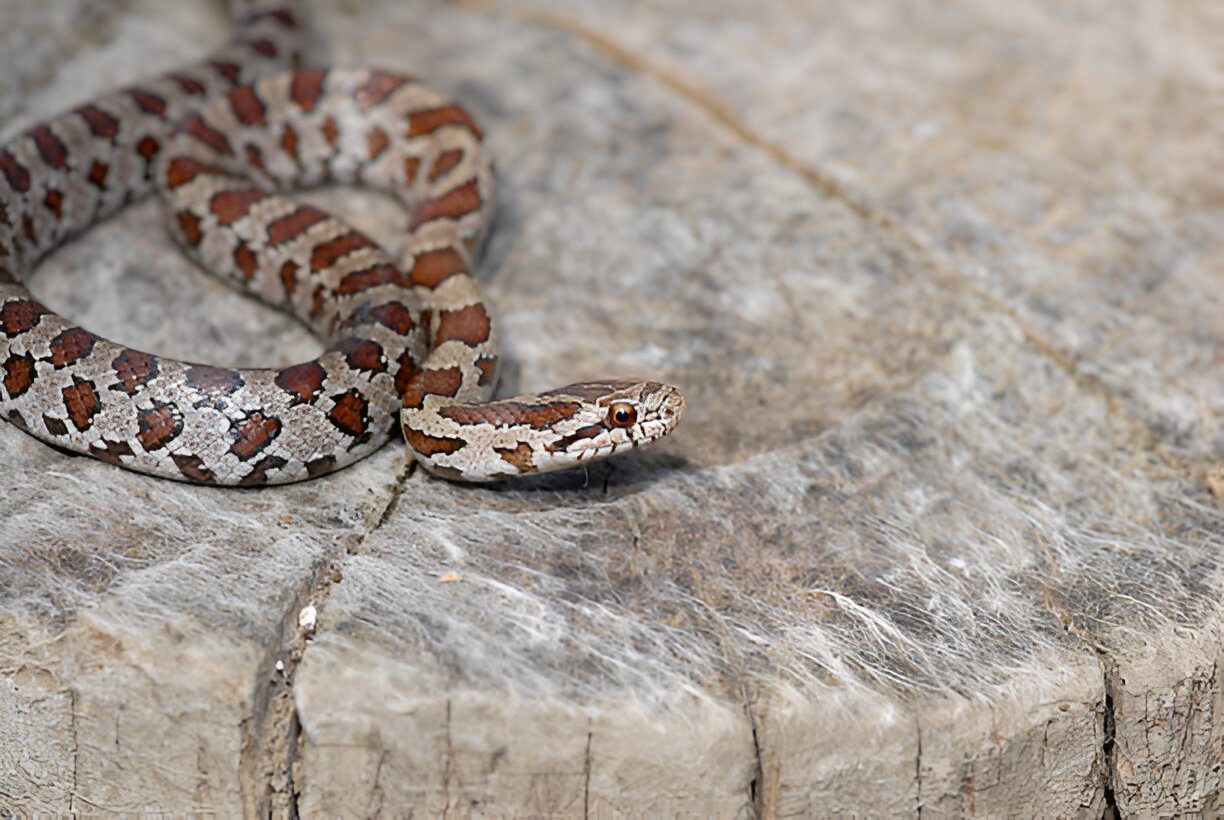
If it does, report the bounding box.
[1,0,1220,815]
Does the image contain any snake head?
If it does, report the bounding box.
[401,379,685,482]
[535,379,685,467]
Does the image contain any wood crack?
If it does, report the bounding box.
[1098,649,1119,816]
[242,463,413,814]
[915,717,923,817]
[583,727,592,820]
[741,679,768,819]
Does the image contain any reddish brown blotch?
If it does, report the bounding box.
[275,361,326,404]
[137,402,184,451]
[62,376,101,431]
[76,105,120,140]
[229,412,281,460]
[30,126,68,169]
[128,88,167,116]
[290,68,326,112]
[435,303,490,347]
[327,389,370,440]
[110,349,158,394]
[1,352,34,398]
[48,328,95,368]
[409,181,481,229]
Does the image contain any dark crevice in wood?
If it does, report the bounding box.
[583,728,593,819]
[239,590,316,816]
[444,698,456,808]
[243,464,412,813]
[368,458,414,537]
[741,680,765,819]
[287,708,302,820]
[1099,650,1119,818]
[70,687,79,813]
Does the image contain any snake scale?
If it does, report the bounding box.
[0,0,684,485]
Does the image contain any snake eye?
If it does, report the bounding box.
[607,401,637,428]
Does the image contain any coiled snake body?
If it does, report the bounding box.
[0,2,683,485]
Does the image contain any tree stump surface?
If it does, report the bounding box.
[2,0,1221,815]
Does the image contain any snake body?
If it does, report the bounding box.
[0,2,683,485]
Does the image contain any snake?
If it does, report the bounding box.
[0,1,684,485]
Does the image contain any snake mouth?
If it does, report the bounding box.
[577,440,634,462]
[573,425,661,461]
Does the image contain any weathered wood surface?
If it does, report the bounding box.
[2,0,1221,815]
